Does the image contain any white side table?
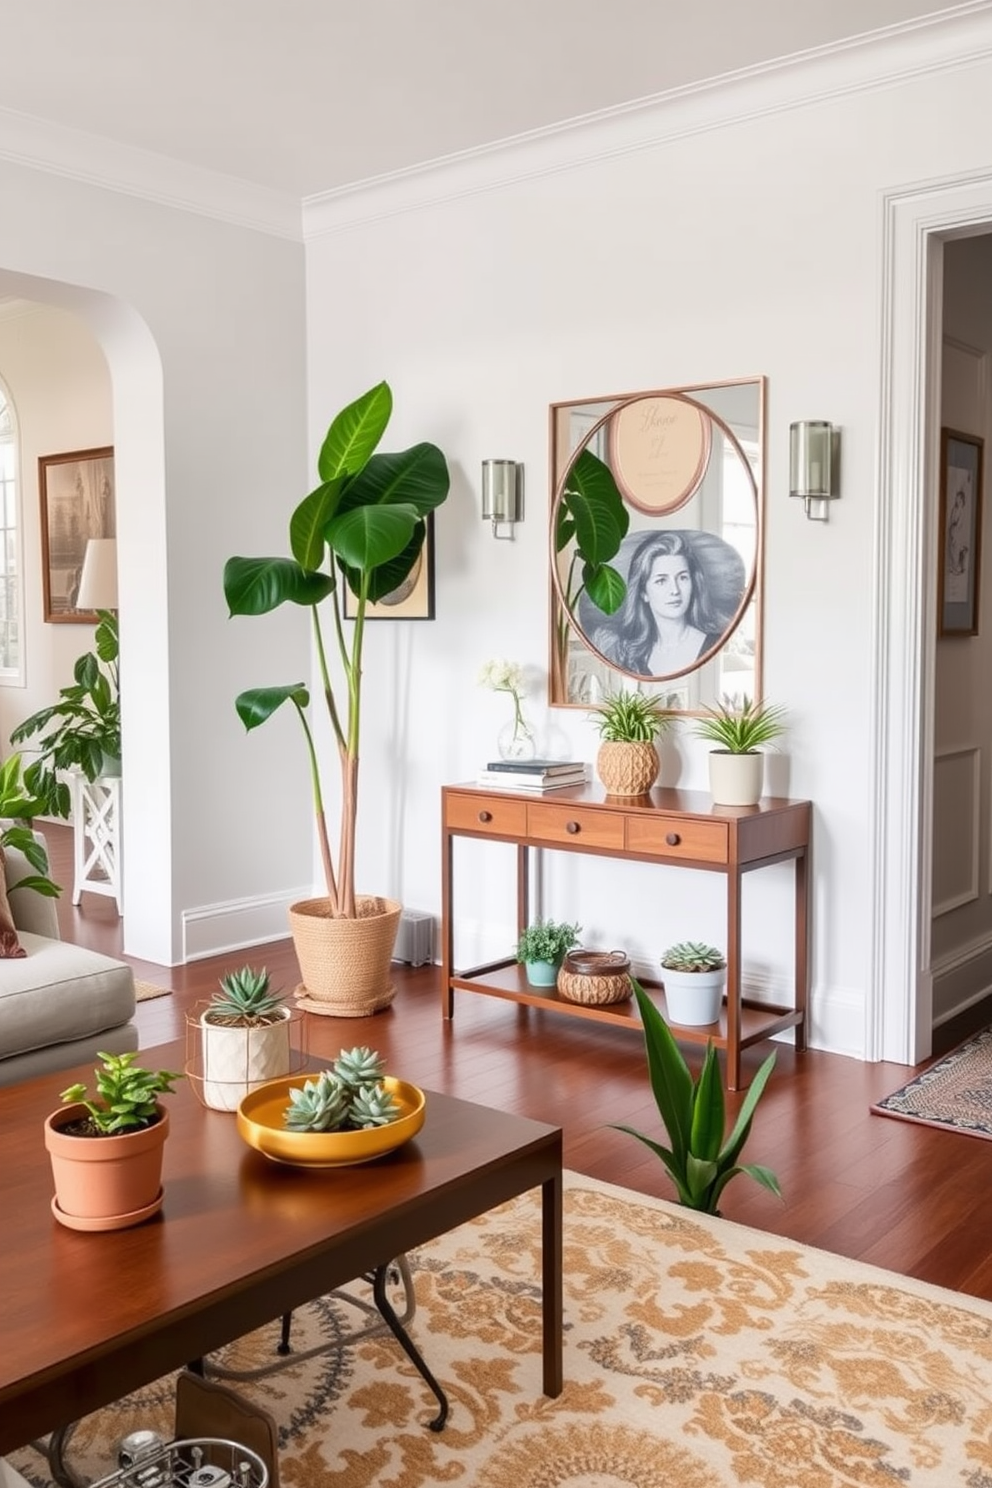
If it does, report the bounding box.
[70,772,123,915]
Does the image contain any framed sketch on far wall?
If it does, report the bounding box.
[938,427,984,637]
[39,446,115,623]
[342,513,436,621]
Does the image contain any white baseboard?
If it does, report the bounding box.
[181,887,310,962]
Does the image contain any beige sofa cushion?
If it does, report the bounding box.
[0,931,135,1060]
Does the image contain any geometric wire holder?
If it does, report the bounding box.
[184,1003,309,1110]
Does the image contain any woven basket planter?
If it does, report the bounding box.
[289,895,402,1016]
[557,948,632,1006]
[595,741,659,797]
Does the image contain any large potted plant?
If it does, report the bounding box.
[45,1050,182,1231]
[590,690,671,796]
[613,980,780,1213]
[193,966,295,1112]
[693,695,787,807]
[223,381,450,1016]
[9,610,121,818]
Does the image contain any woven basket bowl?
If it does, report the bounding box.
[557,948,633,1006]
[595,741,659,797]
[288,895,401,1016]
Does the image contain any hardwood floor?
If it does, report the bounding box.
[46,823,992,1303]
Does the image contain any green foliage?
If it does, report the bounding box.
[591,690,671,744]
[60,1050,182,1135]
[0,753,61,898]
[223,382,450,919]
[283,1046,401,1132]
[208,966,286,1024]
[612,981,781,1213]
[514,919,582,965]
[661,941,726,973]
[692,695,787,754]
[10,611,121,817]
[553,448,630,682]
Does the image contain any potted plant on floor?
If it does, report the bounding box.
[613,980,781,1213]
[693,694,787,807]
[194,966,295,1112]
[590,690,671,796]
[223,381,450,1016]
[45,1050,182,1231]
[515,919,582,987]
[9,610,121,818]
[660,941,727,1027]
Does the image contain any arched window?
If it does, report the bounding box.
[0,382,22,680]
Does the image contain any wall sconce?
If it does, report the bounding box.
[481,459,523,540]
[789,421,840,522]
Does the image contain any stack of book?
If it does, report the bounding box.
[475,759,589,791]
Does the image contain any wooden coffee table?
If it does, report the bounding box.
[0,1043,563,1456]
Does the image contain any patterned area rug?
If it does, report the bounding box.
[133,980,171,1003]
[872,1025,992,1139]
[10,1170,992,1487]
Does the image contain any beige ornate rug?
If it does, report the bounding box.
[872,1025,992,1138]
[133,979,171,1003]
[10,1170,992,1487]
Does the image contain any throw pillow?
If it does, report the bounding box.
[0,847,27,958]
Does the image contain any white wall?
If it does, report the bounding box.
[0,302,112,735]
[0,165,309,964]
[303,31,992,1060]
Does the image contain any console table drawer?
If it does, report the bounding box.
[527,802,625,850]
[446,793,528,837]
[626,815,728,864]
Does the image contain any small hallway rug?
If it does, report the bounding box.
[133,979,171,1003]
[10,1170,992,1487]
[871,1024,992,1139]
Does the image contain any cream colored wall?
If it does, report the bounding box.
[0,302,112,747]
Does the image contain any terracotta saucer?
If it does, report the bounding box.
[51,1186,164,1232]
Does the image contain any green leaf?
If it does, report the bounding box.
[719,1050,777,1168]
[559,449,630,563]
[224,556,335,616]
[610,1124,693,1207]
[583,561,627,615]
[339,519,428,607]
[235,685,309,732]
[688,1045,725,1162]
[289,480,343,570]
[685,1153,719,1207]
[327,503,420,573]
[631,981,692,1169]
[317,381,393,482]
[338,443,450,519]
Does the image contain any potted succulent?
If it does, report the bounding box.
[45,1050,182,1231]
[10,610,121,818]
[613,980,781,1213]
[223,382,450,1016]
[590,690,671,796]
[660,941,727,1026]
[693,694,787,807]
[283,1046,402,1132]
[196,966,294,1112]
[515,919,582,988]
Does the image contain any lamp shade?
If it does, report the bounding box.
[76,538,118,611]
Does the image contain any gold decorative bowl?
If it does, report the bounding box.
[236,1075,426,1168]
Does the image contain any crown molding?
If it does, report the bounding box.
[0,105,302,241]
[303,2,992,239]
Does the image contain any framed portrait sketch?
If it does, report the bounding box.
[938,427,984,637]
[39,446,115,623]
[342,512,435,621]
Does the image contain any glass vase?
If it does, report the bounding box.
[497,712,536,762]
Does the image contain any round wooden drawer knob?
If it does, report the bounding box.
[566,821,581,835]
[665,832,681,846]
[478,810,492,823]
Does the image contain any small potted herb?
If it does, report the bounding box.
[590,691,671,796]
[45,1051,183,1231]
[515,919,582,988]
[196,966,294,1112]
[693,695,787,806]
[612,980,781,1213]
[659,941,727,1026]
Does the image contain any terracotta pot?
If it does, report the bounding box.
[595,741,659,797]
[199,1007,293,1112]
[45,1103,169,1231]
[289,895,402,1016]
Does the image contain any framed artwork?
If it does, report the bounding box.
[39,446,115,623]
[342,513,436,621]
[938,427,984,637]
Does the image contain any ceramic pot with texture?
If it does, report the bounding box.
[289,895,402,1016]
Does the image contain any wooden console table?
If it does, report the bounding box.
[441,782,811,1089]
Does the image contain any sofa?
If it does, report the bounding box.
[0,832,137,1087]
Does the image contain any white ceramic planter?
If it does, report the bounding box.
[708,750,764,807]
[662,967,725,1027]
[200,1008,293,1111]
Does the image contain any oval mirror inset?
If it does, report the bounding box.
[609,395,712,515]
